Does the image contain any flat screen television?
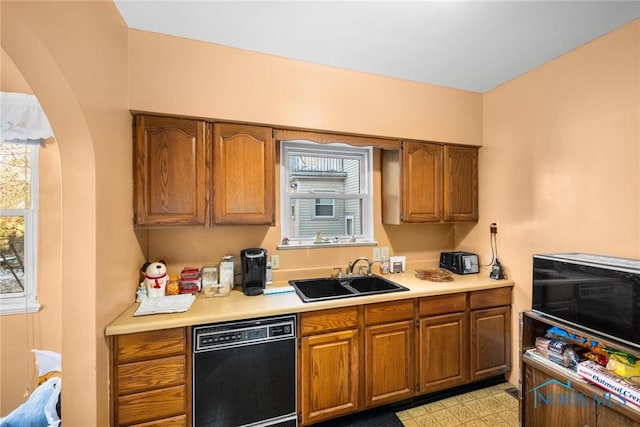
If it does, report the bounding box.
[532,253,640,349]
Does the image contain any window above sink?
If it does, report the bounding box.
[279,141,374,249]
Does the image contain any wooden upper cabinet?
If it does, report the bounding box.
[444,145,478,222]
[403,141,443,223]
[382,141,478,224]
[213,124,275,225]
[133,115,209,228]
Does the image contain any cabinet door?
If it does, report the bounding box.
[470,305,511,380]
[213,124,274,224]
[443,145,478,221]
[524,364,596,427]
[403,141,443,222]
[300,329,359,425]
[134,115,209,227]
[365,321,414,407]
[418,312,468,393]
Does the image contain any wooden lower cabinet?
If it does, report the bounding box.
[469,287,512,381]
[299,329,360,425]
[419,311,468,392]
[470,305,511,380]
[299,307,360,425]
[365,322,414,406]
[111,327,190,427]
[298,289,512,425]
[364,299,415,407]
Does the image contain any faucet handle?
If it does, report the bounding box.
[358,265,368,276]
[332,267,343,278]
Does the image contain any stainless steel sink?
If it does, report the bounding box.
[289,275,409,303]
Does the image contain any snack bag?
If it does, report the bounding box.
[607,353,640,378]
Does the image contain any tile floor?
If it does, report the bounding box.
[396,382,519,427]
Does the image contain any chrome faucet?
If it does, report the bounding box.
[347,257,373,276]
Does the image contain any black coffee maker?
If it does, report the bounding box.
[240,248,268,296]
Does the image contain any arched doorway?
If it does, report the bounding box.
[2,4,99,424]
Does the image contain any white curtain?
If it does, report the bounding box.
[1,92,54,144]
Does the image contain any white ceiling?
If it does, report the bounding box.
[114,1,640,93]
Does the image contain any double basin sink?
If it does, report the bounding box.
[289,274,409,303]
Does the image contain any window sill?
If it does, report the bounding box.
[0,299,41,315]
[277,240,378,250]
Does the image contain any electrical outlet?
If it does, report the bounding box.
[380,247,389,259]
[490,222,498,234]
[271,255,280,269]
[373,248,381,262]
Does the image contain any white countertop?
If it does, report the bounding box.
[105,270,513,336]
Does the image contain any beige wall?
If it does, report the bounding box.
[458,20,640,385]
[1,2,141,425]
[128,30,483,145]
[130,29,482,277]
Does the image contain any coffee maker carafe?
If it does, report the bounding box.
[240,248,267,296]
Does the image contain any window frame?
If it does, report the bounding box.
[280,140,374,247]
[0,142,40,315]
[313,197,335,219]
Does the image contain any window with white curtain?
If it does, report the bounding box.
[0,92,52,314]
[0,142,39,314]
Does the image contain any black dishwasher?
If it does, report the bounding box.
[193,315,297,427]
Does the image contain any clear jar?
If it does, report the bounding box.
[201,265,219,298]
[217,256,234,297]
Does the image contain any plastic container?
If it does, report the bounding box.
[201,265,219,298]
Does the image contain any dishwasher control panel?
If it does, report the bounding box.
[193,314,296,352]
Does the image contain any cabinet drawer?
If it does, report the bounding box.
[117,385,186,426]
[130,414,187,427]
[117,355,186,395]
[300,307,359,335]
[470,287,512,310]
[117,328,186,363]
[365,300,414,325]
[420,293,467,316]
